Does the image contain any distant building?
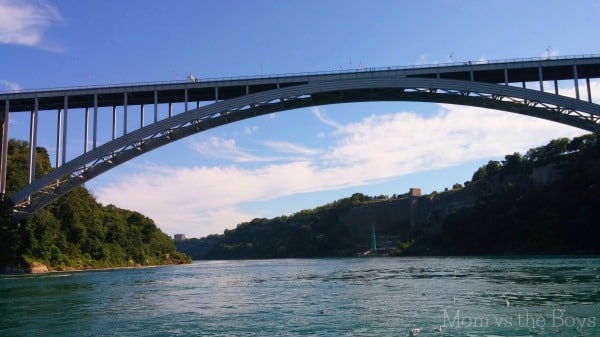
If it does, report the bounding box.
[174,234,186,242]
[409,188,421,197]
[408,188,421,230]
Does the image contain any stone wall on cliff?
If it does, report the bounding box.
[338,199,412,241]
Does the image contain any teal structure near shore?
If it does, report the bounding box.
[370,224,377,251]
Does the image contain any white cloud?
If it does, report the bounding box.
[93,99,590,238]
[416,54,429,65]
[261,140,321,157]
[327,105,585,174]
[189,136,276,163]
[0,79,21,91]
[475,57,488,64]
[243,126,258,135]
[0,0,63,49]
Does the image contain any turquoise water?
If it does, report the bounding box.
[1,257,599,336]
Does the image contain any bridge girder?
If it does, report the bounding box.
[9,77,600,219]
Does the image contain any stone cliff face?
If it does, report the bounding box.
[339,199,412,240]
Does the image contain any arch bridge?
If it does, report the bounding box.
[1,55,600,220]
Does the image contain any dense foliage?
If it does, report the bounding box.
[178,134,600,259]
[1,140,190,271]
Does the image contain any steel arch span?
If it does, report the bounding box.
[7,76,600,219]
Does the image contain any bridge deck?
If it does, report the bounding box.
[3,56,600,113]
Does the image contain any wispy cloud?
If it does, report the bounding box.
[0,79,21,92]
[312,107,342,130]
[189,136,277,163]
[0,0,63,50]
[261,140,321,157]
[243,126,259,135]
[416,54,429,65]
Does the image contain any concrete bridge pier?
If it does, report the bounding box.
[1,100,8,197]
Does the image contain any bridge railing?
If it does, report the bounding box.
[2,54,600,95]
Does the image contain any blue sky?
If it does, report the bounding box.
[1,0,599,238]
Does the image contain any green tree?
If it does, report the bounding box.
[568,133,597,152]
[471,166,487,182]
[0,197,20,268]
[502,152,524,172]
[485,160,502,175]
[525,137,570,162]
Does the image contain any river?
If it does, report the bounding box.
[1,257,598,336]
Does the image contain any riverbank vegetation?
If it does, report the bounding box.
[0,140,191,273]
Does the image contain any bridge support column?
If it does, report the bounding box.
[184,88,188,111]
[123,93,128,136]
[573,65,580,100]
[63,96,68,165]
[153,90,158,123]
[56,95,68,167]
[93,94,98,149]
[112,106,117,140]
[84,107,90,154]
[56,107,64,168]
[0,100,9,196]
[28,98,39,185]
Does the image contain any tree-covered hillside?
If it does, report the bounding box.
[181,193,384,259]
[1,140,190,272]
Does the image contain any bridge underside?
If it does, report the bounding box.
[6,77,600,219]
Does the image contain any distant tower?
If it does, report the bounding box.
[174,234,186,242]
[370,224,377,250]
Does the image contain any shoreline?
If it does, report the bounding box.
[1,261,190,276]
